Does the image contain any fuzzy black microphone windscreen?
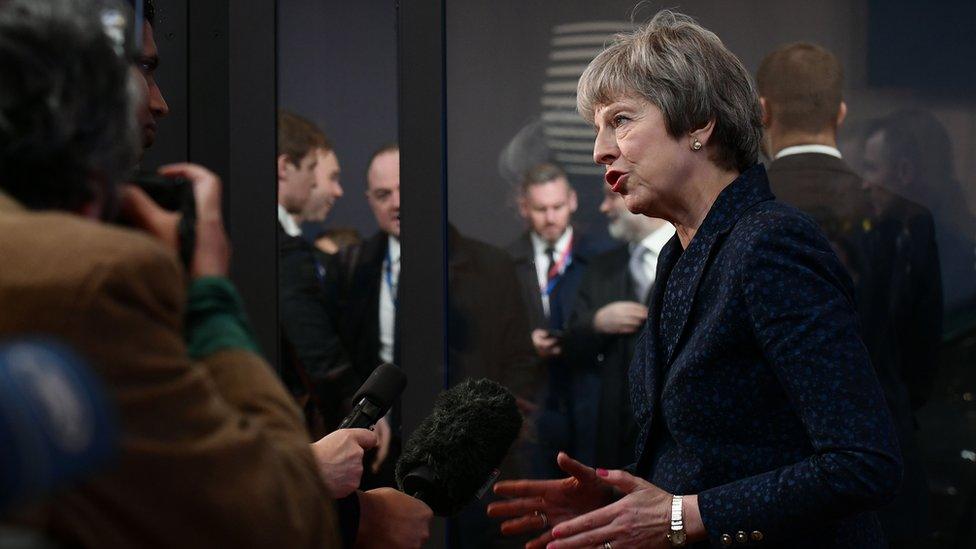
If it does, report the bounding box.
[395,378,522,516]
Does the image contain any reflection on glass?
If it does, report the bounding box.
[449,2,974,548]
[275,0,403,495]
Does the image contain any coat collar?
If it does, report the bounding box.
[767,152,858,179]
[659,163,774,366]
[509,227,592,266]
[0,190,24,213]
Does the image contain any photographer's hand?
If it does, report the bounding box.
[121,163,230,278]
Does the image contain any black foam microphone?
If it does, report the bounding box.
[395,378,522,516]
[338,363,406,430]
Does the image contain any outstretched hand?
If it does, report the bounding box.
[487,452,613,549]
[547,468,705,549]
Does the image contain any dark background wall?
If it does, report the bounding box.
[278,0,398,240]
[275,0,975,249]
[141,0,188,170]
[141,0,279,361]
[444,0,976,248]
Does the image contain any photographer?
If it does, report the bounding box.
[0,1,430,547]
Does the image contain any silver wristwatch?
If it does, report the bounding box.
[666,494,687,547]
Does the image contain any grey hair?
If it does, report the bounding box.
[577,9,762,172]
[0,0,139,213]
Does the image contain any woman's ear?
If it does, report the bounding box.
[690,118,717,147]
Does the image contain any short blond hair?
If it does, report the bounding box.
[577,10,761,172]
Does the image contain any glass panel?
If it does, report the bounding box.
[446,1,975,547]
[275,0,401,487]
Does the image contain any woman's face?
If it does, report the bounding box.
[592,96,696,218]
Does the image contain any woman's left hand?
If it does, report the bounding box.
[546,468,673,549]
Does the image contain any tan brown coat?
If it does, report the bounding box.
[0,192,341,548]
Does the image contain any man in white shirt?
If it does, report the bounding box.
[505,163,600,479]
[276,111,356,419]
[564,187,673,468]
[335,144,401,488]
[506,163,589,357]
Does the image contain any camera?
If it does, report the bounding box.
[129,171,197,269]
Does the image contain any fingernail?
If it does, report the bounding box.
[596,468,609,477]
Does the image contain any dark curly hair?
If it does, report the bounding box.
[0,0,139,212]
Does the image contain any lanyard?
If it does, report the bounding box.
[541,234,573,298]
[385,247,398,309]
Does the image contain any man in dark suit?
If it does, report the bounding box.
[336,144,401,486]
[276,111,358,433]
[564,187,673,469]
[758,42,943,547]
[862,109,976,318]
[0,2,438,544]
[506,163,598,477]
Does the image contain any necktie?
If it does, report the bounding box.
[629,244,651,303]
[545,246,558,286]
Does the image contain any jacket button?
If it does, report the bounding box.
[750,531,764,542]
[736,531,748,543]
[596,353,605,362]
[720,534,733,546]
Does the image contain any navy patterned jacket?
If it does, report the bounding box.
[629,164,902,548]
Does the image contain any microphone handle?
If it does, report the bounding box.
[337,397,384,429]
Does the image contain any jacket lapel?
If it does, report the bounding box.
[659,164,776,367]
[659,232,721,366]
[510,233,547,327]
[629,235,679,469]
[631,165,775,471]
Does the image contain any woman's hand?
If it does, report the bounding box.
[547,468,705,549]
[487,452,614,549]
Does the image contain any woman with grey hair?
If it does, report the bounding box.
[488,10,901,549]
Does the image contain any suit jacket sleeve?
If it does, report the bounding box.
[61,243,341,548]
[278,235,360,406]
[697,220,902,546]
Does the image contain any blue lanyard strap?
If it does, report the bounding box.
[385,247,398,309]
[541,235,574,298]
[542,254,572,297]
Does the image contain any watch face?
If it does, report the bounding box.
[668,530,687,546]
